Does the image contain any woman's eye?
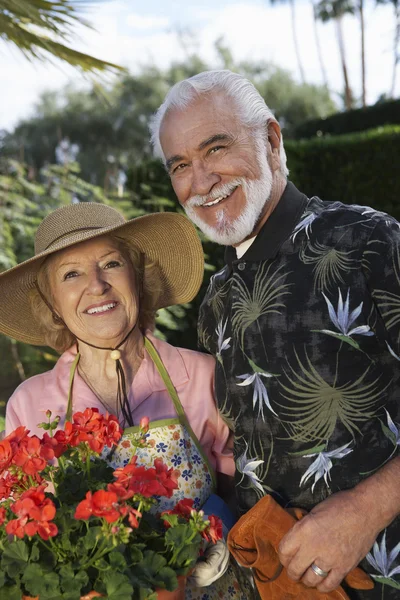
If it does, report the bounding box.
[63,271,78,280]
[104,260,121,269]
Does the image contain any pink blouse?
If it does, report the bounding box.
[6,333,234,476]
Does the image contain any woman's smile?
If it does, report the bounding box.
[84,301,119,316]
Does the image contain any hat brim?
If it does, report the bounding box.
[0,212,204,346]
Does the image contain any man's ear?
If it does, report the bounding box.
[267,121,281,172]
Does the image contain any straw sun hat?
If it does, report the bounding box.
[0,203,204,346]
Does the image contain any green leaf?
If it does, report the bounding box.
[22,563,46,596]
[150,567,179,591]
[30,543,40,562]
[140,550,167,574]
[372,575,400,590]
[130,546,144,564]
[59,565,88,594]
[1,540,29,577]
[104,573,133,600]
[289,443,327,456]
[35,572,60,600]
[247,358,280,376]
[108,551,127,571]
[165,524,194,550]
[0,585,21,600]
[380,420,397,446]
[312,330,361,350]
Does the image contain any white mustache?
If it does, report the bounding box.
[187,179,243,208]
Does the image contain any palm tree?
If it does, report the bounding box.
[316,0,354,109]
[0,0,123,73]
[310,0,329,88]
[376,0,400,97]
[358,0,367,106]
[268,0,306,83]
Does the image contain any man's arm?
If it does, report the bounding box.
[280,214,400,592]
[278,456,400,592]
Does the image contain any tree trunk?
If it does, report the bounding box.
[390,1,400,97]
[336,15,353,109]
[359,0,366,107]
[311,0,329,88]
[10,338,26,382]
[290,0,306,83]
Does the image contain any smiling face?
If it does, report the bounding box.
[159,92,275,245]
[48,236,139,348]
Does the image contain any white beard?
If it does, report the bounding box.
[183,149,273,246]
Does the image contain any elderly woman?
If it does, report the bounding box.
[0,202,250,600]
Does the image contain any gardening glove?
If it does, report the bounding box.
[190,493,235,587]
[227,494,374,600]
[190,539,230,587]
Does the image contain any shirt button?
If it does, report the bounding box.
[238,262,246,271]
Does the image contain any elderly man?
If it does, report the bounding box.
[150,70,400,598]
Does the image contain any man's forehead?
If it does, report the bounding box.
[160,92,239,151]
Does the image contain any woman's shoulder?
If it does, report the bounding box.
[175,345,215,370]
[8,348,76,405]
[146,331,215,370]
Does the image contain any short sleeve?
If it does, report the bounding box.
[362,215,400,356]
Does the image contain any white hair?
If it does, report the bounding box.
[150,69,289,177]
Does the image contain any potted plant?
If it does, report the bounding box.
[0,409,222,600]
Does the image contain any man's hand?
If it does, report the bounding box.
[278,489,381,592]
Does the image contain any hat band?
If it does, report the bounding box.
[43,227,106,251]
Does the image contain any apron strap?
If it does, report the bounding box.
[66,352,80,423]
[144,337,216,488]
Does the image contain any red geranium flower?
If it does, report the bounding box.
[5,426,30,452]
[12,436,48,476]
[75,490,121,524]
[154,458,179,498]
[7,486,58,540]
[41,431,67,459]
[6,517,28,539]
[201,514,223,544]
[0,439,13,473]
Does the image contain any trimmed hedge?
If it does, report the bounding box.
[293,99,400,140]
[286,126,400,218]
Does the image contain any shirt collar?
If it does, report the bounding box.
[224,181,308,266]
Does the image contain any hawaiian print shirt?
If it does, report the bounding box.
[198,182,400,598]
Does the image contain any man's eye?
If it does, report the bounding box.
[209,146,223,155]
[104,260,121,269]
[63,271,78,280]
[173,163,187,173]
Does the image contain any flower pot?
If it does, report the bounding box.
[156,575,187,600]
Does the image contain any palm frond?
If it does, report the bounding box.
[0,0,125,73]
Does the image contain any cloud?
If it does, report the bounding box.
[125,14,170,30]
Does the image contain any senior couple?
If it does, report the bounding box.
[1,71,400,599]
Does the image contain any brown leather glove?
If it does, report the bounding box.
[227,494,374,599]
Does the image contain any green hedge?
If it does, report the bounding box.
[286,126,400,217]
[293,99,400,139]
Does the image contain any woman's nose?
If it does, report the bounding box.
[86,268,110,295]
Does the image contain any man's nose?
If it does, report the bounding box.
[86,268,110,295]
[190,159,220,197]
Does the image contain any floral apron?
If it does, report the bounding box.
[67,336,251,600]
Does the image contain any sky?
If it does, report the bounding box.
[0,0,396,132]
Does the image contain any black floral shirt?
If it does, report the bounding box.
[198,182,400,598]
